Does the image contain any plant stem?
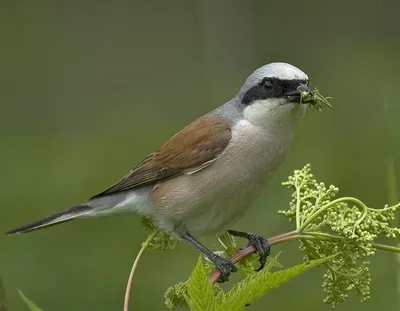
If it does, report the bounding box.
[306,232,345,240]
[295,180,302,229]
[372,243,400,253]
[209,231,297,283]
[208,231,400,283]
[123,232,157,311]
[298,197,368,232]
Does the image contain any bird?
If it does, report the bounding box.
[6,62,314,281]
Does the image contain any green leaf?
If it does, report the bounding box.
[141,217,179,250]
[185,258,216,311]
[218,255,335,311]
[0,278,7,311]
[165,253,283,310]
[18,290,43,311]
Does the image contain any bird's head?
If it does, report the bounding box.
[236,62,312,128]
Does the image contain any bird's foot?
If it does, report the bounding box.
[178,230,238,282]
[228,230,271,271]
[211,255,238,283]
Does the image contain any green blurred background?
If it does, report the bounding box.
[1,0,400,310]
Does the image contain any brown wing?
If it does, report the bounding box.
[90,115,231,199]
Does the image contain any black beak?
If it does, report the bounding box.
[286,85,314,103]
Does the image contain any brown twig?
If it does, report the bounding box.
[208,231,400,283]
[124,232,157,311]
[209,231,300,283]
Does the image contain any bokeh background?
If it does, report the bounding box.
[1,0,400,310]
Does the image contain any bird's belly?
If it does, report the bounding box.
[181,172,267,236]
[151,121,291,236]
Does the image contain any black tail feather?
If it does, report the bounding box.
[5,205,90,235]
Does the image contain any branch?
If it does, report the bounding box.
[208,232,400,283]
[209,231,299,283]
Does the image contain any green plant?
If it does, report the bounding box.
[126,164,400,310]
[19,290,42,311]
[0,278,7,311]
[167,255,334,311]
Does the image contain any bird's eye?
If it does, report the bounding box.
[263,80,274,91]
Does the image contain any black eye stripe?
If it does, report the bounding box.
[241,78,308,105]
[260,78,307,88]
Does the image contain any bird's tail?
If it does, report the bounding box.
[5,205,91,235]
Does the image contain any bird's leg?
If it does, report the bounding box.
[178,230,238,282]
[228,230,271,271]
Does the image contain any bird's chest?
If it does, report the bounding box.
[199,121,291,214]
[224,120,291,182]
[151,121,292,235]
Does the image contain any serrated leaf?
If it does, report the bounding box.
[185,257,216,311]
[18,290,43,311]
[218,255,335,311]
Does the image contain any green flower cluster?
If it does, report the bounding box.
[280,164,400,307]
[138,164,400,310]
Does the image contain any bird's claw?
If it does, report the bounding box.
[213,256,238,283]
[228,230,271,271]
[246,232,271,271]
